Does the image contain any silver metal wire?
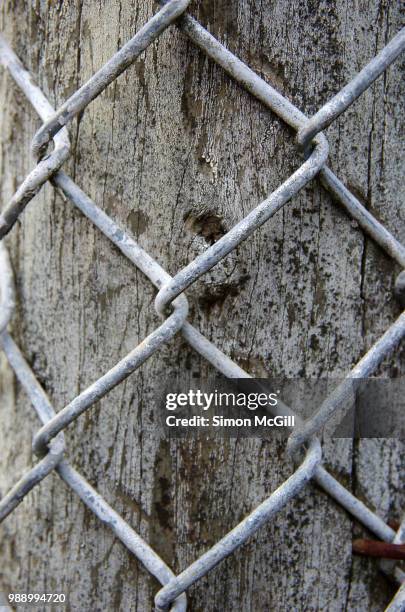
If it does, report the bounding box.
[381,515,405,587]
[0,2,404,609]
[0,37,70,239]
[297,29,405,152]
[0,332,187,612]
[386,583,405,612]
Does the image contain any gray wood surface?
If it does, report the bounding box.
[0,1,403,610]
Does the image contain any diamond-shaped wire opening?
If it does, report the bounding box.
[0,3,404,609]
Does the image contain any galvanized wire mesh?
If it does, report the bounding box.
[0,1,404,609]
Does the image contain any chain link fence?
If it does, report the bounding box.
[0,1,404,609]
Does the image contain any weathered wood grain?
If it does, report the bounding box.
[0,1,403,610]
